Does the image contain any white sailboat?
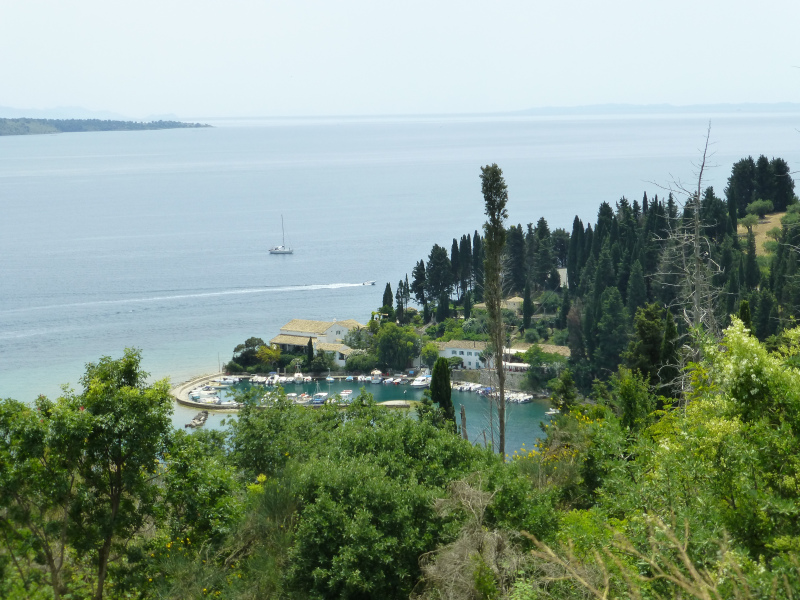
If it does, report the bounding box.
[269,215,293,255]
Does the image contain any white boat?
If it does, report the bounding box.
[363,280,376,285]
[410,375,430,388]
[371,375,383,384]
[293,371,304,383]
[312,392,328,405]
[269,215,293,254]
[545,408,560,416]
[215,399,239,408]
[326,376,335,383]
[340,389,353,398]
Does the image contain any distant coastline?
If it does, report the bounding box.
[0,117,210,136]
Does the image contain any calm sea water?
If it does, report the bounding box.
[1,111,798,447]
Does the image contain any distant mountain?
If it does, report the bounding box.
[513,103,800,116]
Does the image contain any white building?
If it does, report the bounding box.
[437,340,488,369]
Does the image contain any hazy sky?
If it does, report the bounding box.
[3,0,799,118]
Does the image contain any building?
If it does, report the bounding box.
[270,318,364,367]
[437,340,488,369]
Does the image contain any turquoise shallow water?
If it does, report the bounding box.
[172,379,552,452]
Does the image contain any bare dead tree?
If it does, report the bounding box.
[651,124,725,398]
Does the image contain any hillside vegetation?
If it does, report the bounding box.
[0,118,209,136]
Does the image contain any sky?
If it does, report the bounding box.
[2,0,799,119]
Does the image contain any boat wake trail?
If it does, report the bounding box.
[0,283,371,315]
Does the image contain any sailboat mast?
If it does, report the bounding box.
[281,214,285,246]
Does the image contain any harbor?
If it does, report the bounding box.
[169,370,553,449]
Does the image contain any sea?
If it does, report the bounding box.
[2,109,798,450]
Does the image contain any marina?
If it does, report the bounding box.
[169,371,554,450]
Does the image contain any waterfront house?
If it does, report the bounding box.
[437,340,488,369]
[270,318,363,366]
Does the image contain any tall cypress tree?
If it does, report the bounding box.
[626,260,647,319]
[472,231,484,302]
[744,231,760,290]
[624,302,665,386]
[593,286,628,375]
[450,238,461,299]
[533,217,555,290]
[660,311,680,396]
[506,224,527,293]
[567,216,584,293]
[738,299,753,333]
[522,282,533,330]
[557,291,570,330]
[306,338,314,365]
[481,163,509,457]
[459,234,472,294]
[431,357,455,430]
[382,283,393,309]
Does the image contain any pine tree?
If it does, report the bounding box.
[754,154,775,206]
[725,156,756,221]
[771,157,795,212]
[411,260,427,307]
[426,244,453,302]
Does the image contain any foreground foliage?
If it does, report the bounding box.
[4,321,800,598]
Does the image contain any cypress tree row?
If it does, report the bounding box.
[399,154,795,391]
